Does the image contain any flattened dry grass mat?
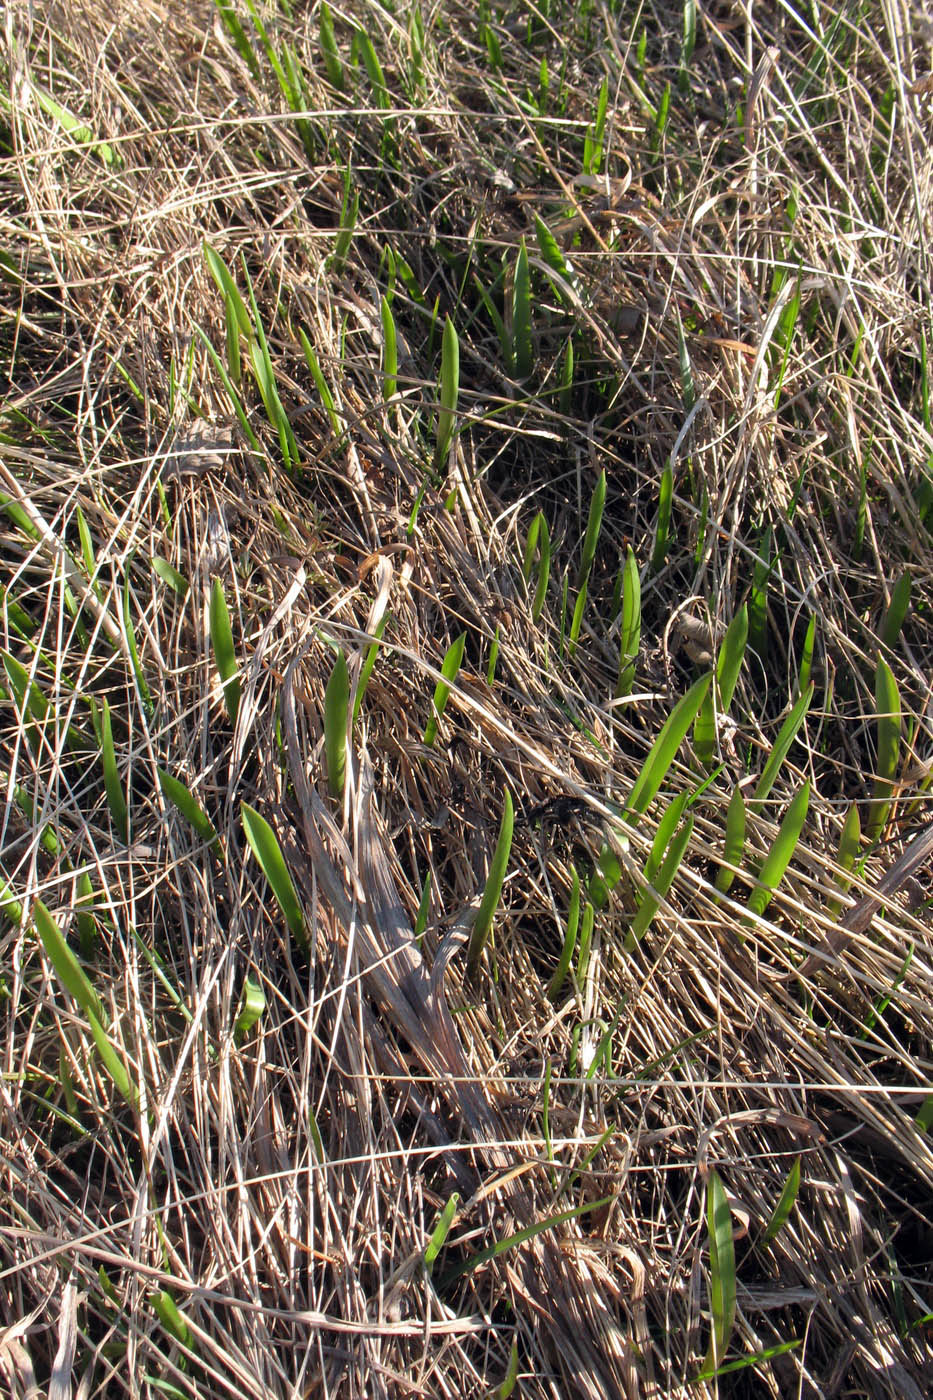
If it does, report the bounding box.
[2,1,933,1396]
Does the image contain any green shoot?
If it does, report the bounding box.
[625,815,693,951]
[423,1192,459,1273]
[701,1171,736,1376]
[424,631,466,747]
[324,648,349,799]
[715,787,747,894]
[625,672,712,823]
[881,572,910,650]
[353,614,389,725]
[381,294,398,400]
[98,698,128,843]
[867,656,900,839]
[511,239,533,381]
[241,802,305,943]
[234,976,266,1041]
[749,682,813,816]
[546,865,580,1001]
[747,781,810,919]
[434,315,460,472]
[650,461,673,574]
[797,614,816,696]
[827,802,861,917]
[466,790,514,979]
[615,546,640,698]
[440,1195,611,1287]
[209,578,241,726]
[569,469,606,655]
[157,768,224,863]
[318,1,345,90]
[762,1157,801,1244]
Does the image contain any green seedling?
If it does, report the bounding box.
[827,802,861,917]
[748,529,771,660]
[511,239,533,381]
[650,461,673,573]
[677,313,696,411]
[534,213,580,301]
[0,872,24,926]
[152,556,190,598]
[241,258,298,468]
[486,623,500,687]
[558,336,574,416]
[625,815,694,950]
[652,81,671,156]
[324,648,349,799]
[76,506,100,596]
[546,864,580,1001]
[523,512,551,622]
[123,574,153,718]
[434,315,460,472]
[715,787,747,894]
[439,1195,611,1288]
[332,168,359,274]
[203,242,252,339]
[413,869,432,944]
[152,1289,194,1352]
[679,0,696,90]
[583,76,609,176]
[576,900,594,983]
[747,781,810,919]
[569,469,606,656]
[241,802,305,943]
[701,1170,736,1377]
[855,437,870,557]
[381,294,398,400]
[466,790,514,979]
[424,631,466,747]
[298,327,344,441]
[423,1192,459,1273]
[353,614,389,725]
[495,1341,520,1400]
[157,768,223,862]
[797,614,816,695]
[213,0,261,77]
[867,655,900,839]
[318,0,345,89]
[35,900,137,1107]
[625,672,712,822]
[209,577,241,727]
[32,83,118,167]
[615,546,641,698]
[762,1157,801,1244]
[234,976,265,1040]
[881,572,910,649]
[749,682,813,816]
[97,698,129,842]
[589,842,623,909]
[195,328,260,452]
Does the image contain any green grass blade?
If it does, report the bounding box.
[748,529,771,660]
[241,802,304,942]
[434,315,460,472]
[546,864,580,1001]
[715,787,747,894]
[440,1194,612,1287]
[380,294,398,400]
[797,614,816,695]
[511,239,533,382]
[152,556,190,598]
[203,242,252,339]
[717,603,748,713]
[615,545,641,698]
[34,899,104,1025]
[749,682,813,816]
[579,469,606,587]
[827,802,861,917]
[318,0,345,90]
[153,1290,194,1351]
[212,0,261,77]
[423,1191,459,1272]
[234,975,266,1040]
[762,1156,801,1244]
[747,781,810,919]
[466,789,514,978]
[868,655,900,839]
[881,571,910,650]
[625,815,693,950]
[298,327,344,440]
[650,461,673,573]
[324,648,349,799]
[98,698,128,842]
[534,213,580,300]
[494,1340,520,1399]
[123,574,153,718]
[703,1170,736,1374]
[576,900,594,983]
[332,169,359,273]
[157,768,223,862]
[625,672,712,822]
[209,577,241,727]
[424,631,466,747]
[86,1007,137,1108]
[194,327,260,452]
[531,515,550,623]
[353,614,389,725]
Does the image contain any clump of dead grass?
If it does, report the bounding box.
[2,0,933,1396]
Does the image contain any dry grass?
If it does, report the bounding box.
[2,0,933,1395]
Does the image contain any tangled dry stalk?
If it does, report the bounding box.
[2,0,933,1395]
